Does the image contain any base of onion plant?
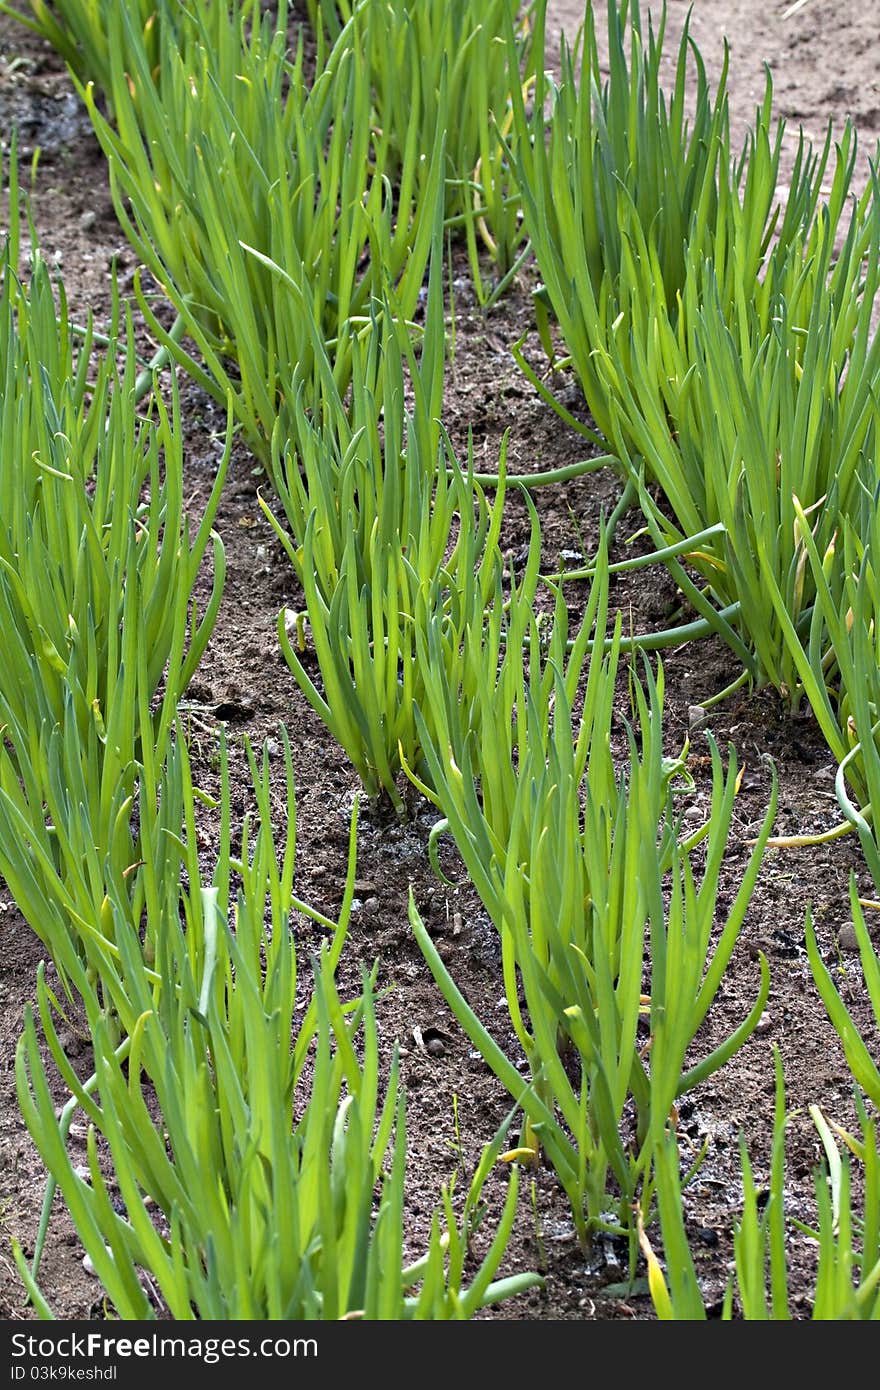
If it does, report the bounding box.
[13,730,540,1321]
[77,0,445,466]
[408,520,776,1256]
[0,159,226,982]
[641,1047,880,1319]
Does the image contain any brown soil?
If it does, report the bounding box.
[0,0,878,1323]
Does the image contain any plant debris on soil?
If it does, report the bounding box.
[0,0,879,1322]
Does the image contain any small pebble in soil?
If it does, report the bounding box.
[755,1012,772,1035]
[426,1038,445,1058]
[558,549,585,569]
[811,763,835,783]
[837,923,860,952]
[697,1227,719,1248]
[688,705,708,730]
[771,927,801,958]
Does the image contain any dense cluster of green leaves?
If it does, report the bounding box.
[0,154,225,984]
[1,0,878,1321]
[511,1,880,706]
[14,736,540,1318]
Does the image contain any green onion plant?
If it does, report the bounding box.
[408,524,776,1253]
[507,0,734,448]
[261,238,511,813]
[604,164,880,703]
[78,0,444,468]
[0,0,160,101]
[508,0,880,703]
[309,0,536,301]
[13,731,540,1320]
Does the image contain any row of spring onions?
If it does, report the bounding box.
[0,146,226,986]
[0,0,877,1320]
[0,132,538,1322]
